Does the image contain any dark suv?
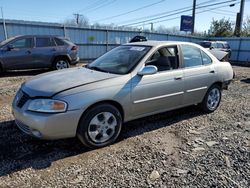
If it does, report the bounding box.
[199,41,231,58]
[0,35,79,73]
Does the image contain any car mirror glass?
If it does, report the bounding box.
[138,65,158,76]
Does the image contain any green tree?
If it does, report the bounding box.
[242,16,250,36]
[208,18,233,37]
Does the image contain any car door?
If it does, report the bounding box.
[181,44,216,106]
[131,45,184,118]
[2,37,34,70]
[31,37,57,68]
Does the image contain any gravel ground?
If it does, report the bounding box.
[0,66,249,188]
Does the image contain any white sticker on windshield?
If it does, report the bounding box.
[130,47,145,51]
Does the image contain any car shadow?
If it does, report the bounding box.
[0,105,204,177]
[0,69,50,77]
[241,78,250,84]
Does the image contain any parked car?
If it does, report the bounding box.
[129,35,147,43]
[0,35,79,73]
[199,41,232,58]
[12,41,234,148]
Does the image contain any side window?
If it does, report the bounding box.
[146,46,179,72]
[10,38,33,49]
[201,50,212,65]
[54,38,65,46]
[211,43,217,48]
[181,45,203,68]
[36,37,52,47]
[217,43,224,48]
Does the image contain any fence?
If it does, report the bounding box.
[1,19,249,62]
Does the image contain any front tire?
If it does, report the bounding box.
[77,104,122,149]
[200,85,222,113]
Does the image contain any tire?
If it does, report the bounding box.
[53,58,69,70]
[200,84,222,113]
[77,104,123,149]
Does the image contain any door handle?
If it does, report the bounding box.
[209,70,215,73]
[52,48,56,52]
[174,76,182,80]
[26,50,31,54]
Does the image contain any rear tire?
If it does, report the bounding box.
[77,104,122,149]
[53,58,69,70]
[200,84,221,113]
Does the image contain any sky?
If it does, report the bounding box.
[0,0,249,32]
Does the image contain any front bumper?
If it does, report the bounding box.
[12,102,82,140]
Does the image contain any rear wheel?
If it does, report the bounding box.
[53,58,69,70]
[200,84,221,113]
[77,104,122,149]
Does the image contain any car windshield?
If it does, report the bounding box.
[199,42,211,48]
[87,45,151,75]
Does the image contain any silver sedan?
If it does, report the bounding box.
[12,41,234,148]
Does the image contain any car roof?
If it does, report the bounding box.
[125,40,201,48]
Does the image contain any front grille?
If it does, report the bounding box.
[17,91,30,108]
[15,120,32,135]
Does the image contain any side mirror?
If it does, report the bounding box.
[137,65,158,76]
[209,46,214,50]
[7,44,14,51]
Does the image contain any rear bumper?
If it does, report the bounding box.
[222,80,231,90]
[69,57,80,65]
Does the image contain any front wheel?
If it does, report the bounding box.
[200,85,221,113]
[77,104,122,149]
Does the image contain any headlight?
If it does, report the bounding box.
[27,99,67,113]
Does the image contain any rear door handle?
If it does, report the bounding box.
[174,76,182,80]
[209,70,215,73]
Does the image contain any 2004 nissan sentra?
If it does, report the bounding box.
[12,41,234,148]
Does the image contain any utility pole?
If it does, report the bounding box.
[191,0,196,35]
[1,7,7,40]
[73,13,83,25]
[150,23,154,32]
[234,0,245,36]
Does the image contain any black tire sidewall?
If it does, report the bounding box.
[201,85,222,113]
[77,104,122,149]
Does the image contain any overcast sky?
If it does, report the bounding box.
[1,0,249,32]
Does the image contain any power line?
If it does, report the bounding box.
[84,0,117,14]
[115,0,225,25]
[129,2,240,28]
[119,0,238,27]
[93,0,167,23]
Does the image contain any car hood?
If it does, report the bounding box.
[22,67,118,97]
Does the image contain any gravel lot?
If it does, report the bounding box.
[0,66,249,188]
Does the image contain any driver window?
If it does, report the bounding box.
[146,46,179,72]
[10,38,33,49]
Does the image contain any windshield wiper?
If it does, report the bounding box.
[86,65,109,73]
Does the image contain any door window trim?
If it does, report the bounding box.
[143,45,181,74]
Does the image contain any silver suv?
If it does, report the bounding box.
[0,35,79,73]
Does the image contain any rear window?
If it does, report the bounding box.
[36,37,52,47]
[54,38,65,46]
[199,42,211,48]
[223,43,230,49]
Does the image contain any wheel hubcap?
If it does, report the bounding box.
[88,112,118,143]
[207,88,220,110]
[56,60,68,69]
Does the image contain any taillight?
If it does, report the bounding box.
[71,46,78,51]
